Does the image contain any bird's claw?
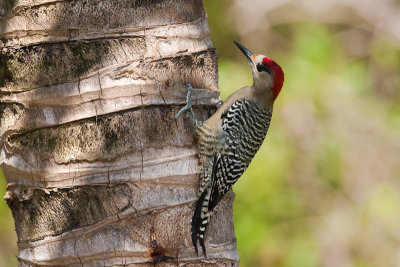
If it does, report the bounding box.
[171,83,195,120]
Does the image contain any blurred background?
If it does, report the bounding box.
[1,0,400,266]
[204,0,400,266]
[0,169,16,266]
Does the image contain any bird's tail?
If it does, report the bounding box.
[191,186,225,257]
[192,156,225,257]
[191,186,212,257]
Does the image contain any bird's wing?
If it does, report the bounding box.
[208,99,272,209]
[192,99,272,256]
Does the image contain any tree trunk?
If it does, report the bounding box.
[0,0,239,265]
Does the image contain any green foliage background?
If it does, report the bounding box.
[1,1,400,266]
[0,169,17,266]
[203,1,400,266]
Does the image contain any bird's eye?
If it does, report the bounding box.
[256,63,263,72]
[256,63,272,74]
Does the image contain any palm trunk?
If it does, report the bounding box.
[0,0,239,265]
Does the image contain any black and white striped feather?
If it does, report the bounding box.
[192,99,272,256]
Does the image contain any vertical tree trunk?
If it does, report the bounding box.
[0,0,239,265]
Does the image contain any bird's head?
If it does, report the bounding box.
[234,41,284,101]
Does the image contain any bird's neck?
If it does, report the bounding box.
[251,81,274,109]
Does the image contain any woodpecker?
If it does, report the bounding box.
[172,41,284,257]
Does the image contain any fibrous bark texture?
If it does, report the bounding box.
[0,0,239,265]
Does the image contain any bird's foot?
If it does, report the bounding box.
[171,83,195,120]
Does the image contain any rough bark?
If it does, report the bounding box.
[0,0,239,265]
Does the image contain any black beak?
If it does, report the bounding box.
[234,41,254,63]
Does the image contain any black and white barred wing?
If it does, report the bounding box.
[215,99,272,195]
[191,99,272,256]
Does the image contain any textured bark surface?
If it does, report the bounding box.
[0,0,239,265]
